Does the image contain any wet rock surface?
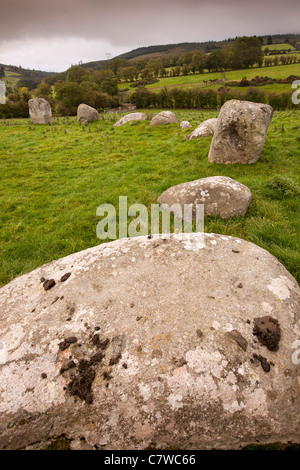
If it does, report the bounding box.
[0,233,299,450]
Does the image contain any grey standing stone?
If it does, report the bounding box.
[208,100,273,164]
[77,104,99,123]
[28,98,52,124]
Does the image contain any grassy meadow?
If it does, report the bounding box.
[118,63,300,94]
[0,109,299,287]
[262,43,295,52]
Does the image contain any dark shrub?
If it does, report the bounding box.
[0,101,29,119]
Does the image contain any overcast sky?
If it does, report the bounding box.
[0,0,299,72]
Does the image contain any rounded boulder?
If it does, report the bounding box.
[0,234,299,450]
[158,176,252,219]
[150,111,178,126]
[187,118,218,139]
[77,104,99,123]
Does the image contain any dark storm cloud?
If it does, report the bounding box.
[0,0,299,71]
[1,0,299,44]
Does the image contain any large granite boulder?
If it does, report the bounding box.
[187,118,218,139]
[28,98,52,124]
[208,100,273,164]
[0,234,299,450]
[150,111,178,126]
[77,104,99,123]
[158,176,252,219]
[114,112,148,127]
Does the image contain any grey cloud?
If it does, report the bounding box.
[0,0,299,71]
[1,0,299,44]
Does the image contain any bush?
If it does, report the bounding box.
[55,102,76,117]
[267,92,293,110]
[244,87,266,104]
[130,87,157,108]
[240,77,249,87]
[0,101,29,119]
[191,88,218,109]
[218,87,242,106]
[130,79,159,88]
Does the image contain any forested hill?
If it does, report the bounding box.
[0,63,55,90]
[1,33,299,85]
[82,33,300,69]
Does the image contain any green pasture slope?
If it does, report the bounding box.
[2,69,22,89]
[118,63,300,93]
[147,63,300,90]
[262,43,295,52]
[0,109,299,287]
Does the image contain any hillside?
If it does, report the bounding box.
[81,33,300,70]
[1,33,299,87]
[0,64,54,90]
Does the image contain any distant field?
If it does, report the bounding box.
[3,69,21,88]
[262,43,295,51]
[166,82,294,94]
[145,64,300,92]
[119,63,300,93]
[0,110,299,287]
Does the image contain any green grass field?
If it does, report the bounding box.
[145,64,300,91]
[0,109,299,287]
[118,63,300,96]
[3,69,22,89]
[262,43,295,51]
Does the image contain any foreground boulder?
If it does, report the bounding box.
[113,112,148,127]
[28,98,52,124]
[208,100,273,164]
[158,176,252,219]
[0,233,299,450]
[150,111,178,126]
[77,104,99,123]
[187,118,218,139]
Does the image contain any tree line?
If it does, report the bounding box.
[130,85,298,111]
[0,36,299,118]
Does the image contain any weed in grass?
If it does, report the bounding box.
[265,176,300,199]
